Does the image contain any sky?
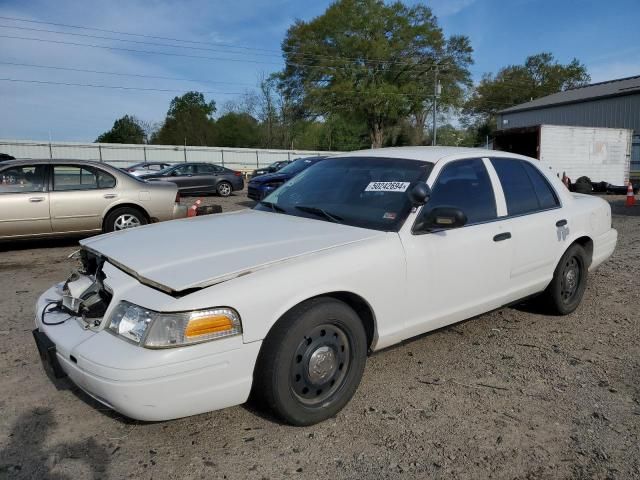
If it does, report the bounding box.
[0,0,638,142]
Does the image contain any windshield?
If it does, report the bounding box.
[278,158,320,175]
[254,156,433,231]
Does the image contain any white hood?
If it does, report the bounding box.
[81,209,384,293]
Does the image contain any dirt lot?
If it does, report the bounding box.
[1,193,638,479]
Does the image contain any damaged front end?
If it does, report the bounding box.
[59,249,113,324]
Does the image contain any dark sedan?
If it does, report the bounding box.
[247,156,326,201]
[140,162,244,197]
[251,160,291,178]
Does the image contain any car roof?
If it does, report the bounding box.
[333,146,536,164]
[0,158,115,167]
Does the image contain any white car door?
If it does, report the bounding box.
[489,158,567,301]
[0,163,51,238]
[399,157,513,340]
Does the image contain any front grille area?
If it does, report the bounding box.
[247,186,262,200]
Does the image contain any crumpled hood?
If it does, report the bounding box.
[81,209,383,294]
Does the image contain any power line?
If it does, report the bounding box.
[0,76,434,99]
[0,14,463,68]
[0,14,283,54]
[0,77,245,95]
[0,29,452,73]
[0,60,257,87]
[0,34,283,66]
[0,23,281,60]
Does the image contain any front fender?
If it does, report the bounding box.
[166,233,407,351]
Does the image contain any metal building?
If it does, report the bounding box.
[496,75,640,178]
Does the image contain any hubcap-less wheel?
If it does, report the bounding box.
[113,213,141,230]
[291,324,350,405]
[560,256,581,303]
[218,183,231,196]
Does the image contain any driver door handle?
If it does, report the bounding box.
[29,197,45,202]
[493,232,511,242]
[103,193,117,199]
[556,219,567,227]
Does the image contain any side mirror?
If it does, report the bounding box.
[414,206,467,234]
[408,182,431,206]
[170,171,179,176]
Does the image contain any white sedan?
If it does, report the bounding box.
[33,147,617,425]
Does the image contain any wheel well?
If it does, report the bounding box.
[102,203,150,230]
[573,236,594,267]
[266,292,376,350]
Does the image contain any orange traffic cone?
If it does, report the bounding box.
[187,198,202,217]
[625,182,635,207]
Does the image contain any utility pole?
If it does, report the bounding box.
[432,66,442,146]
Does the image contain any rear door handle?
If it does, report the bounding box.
[103,193,117,199]
[493,232,511,242]
[29,197,45,202]
[556,219,567,227]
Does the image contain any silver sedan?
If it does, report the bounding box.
[0,159,187,240]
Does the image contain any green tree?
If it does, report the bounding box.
[215,112,261,148]
[96,115,146,144]
[152,91,217,146]
[279,0,472,148]
[464,52,590,140]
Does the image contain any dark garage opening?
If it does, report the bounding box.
[493,126,540,159]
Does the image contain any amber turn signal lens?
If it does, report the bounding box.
[185,315,234,338]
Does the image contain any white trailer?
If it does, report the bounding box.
[494,124,632,185]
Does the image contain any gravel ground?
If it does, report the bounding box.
[0,192,638,479]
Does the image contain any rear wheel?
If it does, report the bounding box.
[541,243,588,315]
[217,181,232,197]
[104,207,147,233]
[253,297,367,426]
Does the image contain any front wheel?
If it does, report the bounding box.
[253,298,367,426]
[541,243,588,315]
[217,181,232,197]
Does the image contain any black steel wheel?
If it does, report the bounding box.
[540,243,588,315]
[253,297,367,426]
[290,323,350,406]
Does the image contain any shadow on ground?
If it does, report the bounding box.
[0,408,110,479]
[0,237,84,253]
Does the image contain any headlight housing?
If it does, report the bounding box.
[264,181,284,189]
[108,301,241,348]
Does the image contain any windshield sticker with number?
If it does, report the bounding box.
[365,181,410,192]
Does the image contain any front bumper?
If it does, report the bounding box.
[33,285,260,421]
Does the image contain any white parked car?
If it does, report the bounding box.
[33,147,617,425]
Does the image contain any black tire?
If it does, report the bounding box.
[541,243,588,315]
[574,182,592,194]
[103,207,147,233]
[216,181,232,197]
[253,297,367,426]
[575,176,591,185]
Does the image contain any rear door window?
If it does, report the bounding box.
[197,164,219,174]
[173,164,196,175]
[423,158,497,224]
[521,162,560,209]
[491,159,560,215]
[53,166,98,191]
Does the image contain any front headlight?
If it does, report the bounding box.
[108,301,241,348]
